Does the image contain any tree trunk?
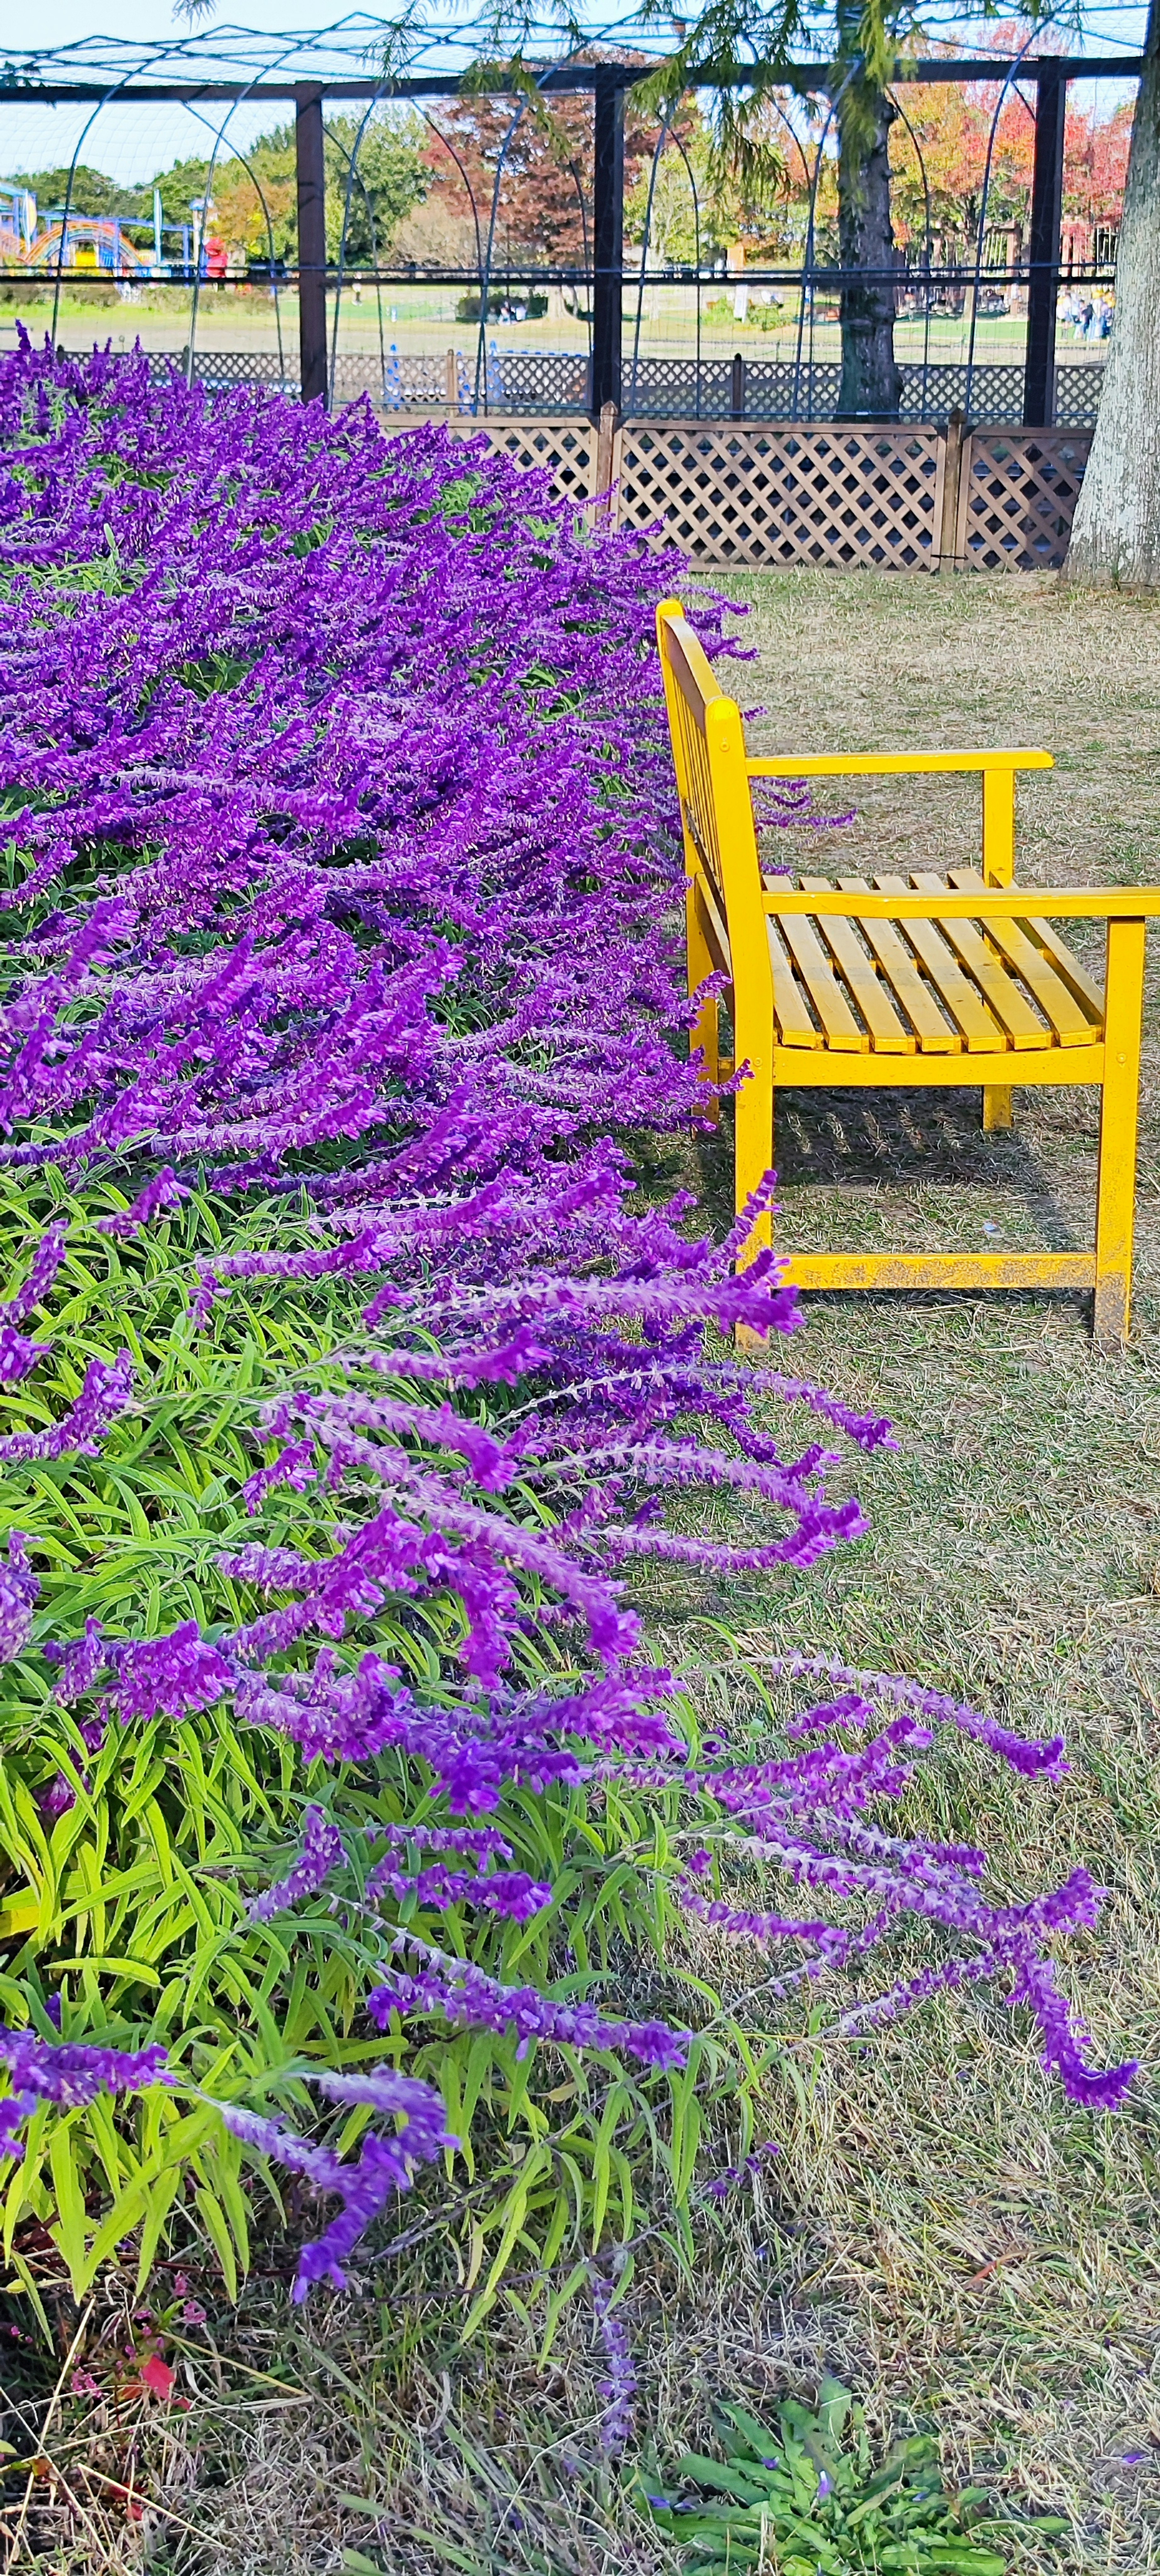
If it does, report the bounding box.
[833,46,903,419]
[1064,0,1160,585]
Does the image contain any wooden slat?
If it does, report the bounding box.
[836,877,962,1053]
[908,872,1048,1050]
[800,877,915,1052]
[946,868,1101,1044]
[764,876,868,1051]
[766,914,823,1049]
[694,864,732,980]
[873,873,1007,1052]
[781,1250,1095,1291]
[1023,915,1105,1020]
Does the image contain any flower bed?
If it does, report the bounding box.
[0,338,1134,2357]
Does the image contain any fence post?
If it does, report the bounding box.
[591,70,625,419]
[593,400,620,525]
[938,406,966,573]
[444,347,458,411]
[294,86,328,410]
[731,352,745,419]
[1024,61,1067,428]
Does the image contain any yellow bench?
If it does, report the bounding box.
[657,598,1160,1345]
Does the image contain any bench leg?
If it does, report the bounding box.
[687,877,720,1121]
[982,1084,1013,1132]
[1094,915,1146,1348]
[734,1065,774,1353]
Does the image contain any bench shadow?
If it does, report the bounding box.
[673,1085,1085,1258]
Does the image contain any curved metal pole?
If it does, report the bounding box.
[422,110,487,412]
[183,103,286,384]
[792,94,837,423]
[326,104,390,413]
[741,91,812,389]
[473,49,590,417]
[887,90,934,418]
[186,33,310,391]
[566,156,592,379]
[758,88,815,197]
[630,108,678,415]
[421,110,485,284]
[964,17,1065,416]
[476,96,527,413]
[51,34,191,348]
[667,126,701,419]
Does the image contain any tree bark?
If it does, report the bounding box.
[1064,0,1160,585]
[833,37,903,419]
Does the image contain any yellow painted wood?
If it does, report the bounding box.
[687,875,721,1116]
[799,876,916,1052]
[836,876,962,1052]
[767,916,823,1048]
[977,781,1016,1125]
[946,870,1099,1046]
[1021,914,1105,1020]
[747,749,1054,778]
[656,597,1156,1338]
[761,886,1160,920]
[771,1043,1105,1087]
[782,1251,1095,1291]
[981,767,1017,885]
[694,865,732,980]
[705,691,776,1265]
[765,875,869,1050]
[1094,914,1146,1344]
[873,874,1007,1052]
[907,873,1047,1049]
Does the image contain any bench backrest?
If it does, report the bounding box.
[656,599,772,1007]
[656,599,764,907]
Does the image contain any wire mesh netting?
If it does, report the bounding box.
[0,21,1130,427]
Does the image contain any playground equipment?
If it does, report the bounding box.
[24,214,151,276]
[0,185,37,261]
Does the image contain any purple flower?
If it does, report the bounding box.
[590,2271,637,2454]
[0,1531,38,1664]
[248,1806,348,1921]
[369,1932,688,2071]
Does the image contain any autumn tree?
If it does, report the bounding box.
[421,78,660,268]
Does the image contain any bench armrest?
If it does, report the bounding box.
[761,886,1160,920]
[747,749,1053,778]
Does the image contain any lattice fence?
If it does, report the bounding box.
[955,428,1093,571]
[479,347,592,411]
[1054,361,1105,427]
[615,421,943,569]
[162,344,1106,432]
[387,413,597,515]
[618,356,1097,428]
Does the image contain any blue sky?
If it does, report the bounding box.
[1,6,1148,188]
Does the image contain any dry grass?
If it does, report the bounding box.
[6,569,1160,2576]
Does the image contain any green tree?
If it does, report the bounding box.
[152,155,214,229]
[9,164,144,219]
[324,108,429,265]
[624,116,742,266]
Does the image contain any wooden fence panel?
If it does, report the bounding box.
[614,421,944,569]
[955,429,1093,572]
[382,413,1098,574]
[391,414,597,512]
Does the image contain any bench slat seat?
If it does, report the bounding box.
[657,596,1160,1346]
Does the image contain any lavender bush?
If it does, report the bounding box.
[0,335,1134,2332]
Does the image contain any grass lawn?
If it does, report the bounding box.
[30,569,1158,2576]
